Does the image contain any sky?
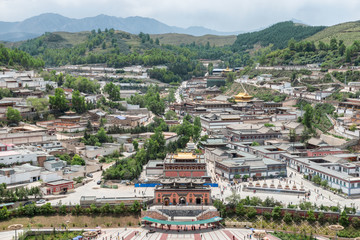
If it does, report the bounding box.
[1,0,360,32]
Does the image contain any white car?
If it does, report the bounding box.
[36,199,46,204]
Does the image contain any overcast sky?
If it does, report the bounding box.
[1,0,360,32]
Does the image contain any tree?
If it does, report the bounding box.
[352,217,360,228]
[96,127,110,143]
[307,210,316,223]
[318,212,326,225]
[346,48,352,63]
[132,140,139,151]
[130,200,141,213]
[208,63,214,75]
[165,110,178,120]
[86,120,93,132]
[104,82,121,101]
[272,206,282,221]
[49,88,69,113]
[6,107,22,125]
[339,210,349,227]
[0,206,10,220]
[246,207,257,219]
[71,90,87,114]
[302,104,314,129]
[321,180,328,188]
[166,89,176,103]
[71,154,85,166]
[193,116,201,141]
[330,38,338,51]
[251,141,260,146]
[283,212,292,224]
[289,129,297,142]
[27,98,49,113]
[338,40,346,56]
[226,190,241,208]
[226,72,236,85]
[312,175,322,185]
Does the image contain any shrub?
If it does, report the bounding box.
[246,207,257,219]
[307,210,316,223]
[263,211,272,221]
[352,217,360,228]
[272,206,282,221]
[283,212,293,224]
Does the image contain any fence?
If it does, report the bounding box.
[135,183,219,187]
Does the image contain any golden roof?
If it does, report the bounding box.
[234,92,253,102]
[173,152,196,160]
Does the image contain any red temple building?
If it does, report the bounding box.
[154,178,211,206]
[163,152,206,178]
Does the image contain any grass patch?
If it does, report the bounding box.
[0,215,140,231]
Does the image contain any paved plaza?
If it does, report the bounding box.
[49,166,359,212]
[0,227,280,240]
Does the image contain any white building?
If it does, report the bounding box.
[0,149,37,165]
[0,164,41,185]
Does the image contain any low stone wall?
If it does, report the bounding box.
[141,210,168,220]
[197,210,219,220]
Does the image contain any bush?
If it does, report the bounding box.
[272,206,282,221]
[263,211,272,221]
[283,212,293,224]
[352,217,360,228]
[306,210,316,223]
[246,207,257,219]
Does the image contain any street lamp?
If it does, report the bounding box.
[8,224,23,240]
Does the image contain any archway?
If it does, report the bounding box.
[196,197,202,205]
[179,197,186,205]
[164,198,170,206]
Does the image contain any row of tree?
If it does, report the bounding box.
[0,201,142,220]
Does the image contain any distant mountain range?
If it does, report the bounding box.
[0,13,243,42]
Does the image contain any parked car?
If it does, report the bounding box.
[97,180,102,185]
[23,201,33,206]
[36,199,46,204]
[87,173,93,178]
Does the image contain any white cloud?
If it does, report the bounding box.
[0,0,360,32]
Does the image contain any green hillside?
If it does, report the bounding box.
[232,21,325,51]
[306,21,360,46]
[150,33,236,46]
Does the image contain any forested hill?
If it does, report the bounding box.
[10,29,251,69]
[232,21,326,51]
[0,44,44,69]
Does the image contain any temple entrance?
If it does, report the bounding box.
[164,198,170,206]
[179,197,186,205]
[196,197,202,205]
